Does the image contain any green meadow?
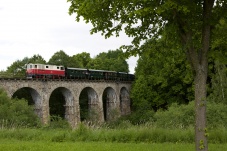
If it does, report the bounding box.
[0,126,226,151]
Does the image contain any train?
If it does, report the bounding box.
[25,63,135,81]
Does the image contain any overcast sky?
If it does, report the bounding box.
[0,0,138,73]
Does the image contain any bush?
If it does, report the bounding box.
[153,101,227,129]
[48,115,71,129]
[120,109,155,125]
[154,102,194,129]
[207,102,227,128]
[0,88,41,128]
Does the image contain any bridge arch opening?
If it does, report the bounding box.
[79,87,99,122]
[49,87,74,122]
[102,87,117,121]
[12,87,42,118]
[120,87,131,116]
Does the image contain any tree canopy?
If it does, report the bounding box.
[72,52,92,68]
[132,37,193,111]
[87,49,129,72]
[48,50,74,67]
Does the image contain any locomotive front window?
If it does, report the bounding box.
[30,65,32,68]
[35,65,37,69]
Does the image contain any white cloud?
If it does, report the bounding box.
[0,0,138,73]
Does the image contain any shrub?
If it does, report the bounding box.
[48,115,71,129]
[153,101,227,129]
[121,109,155,125]
[0,88,41,128]
[154,102,194,129]
[207,102,227,128]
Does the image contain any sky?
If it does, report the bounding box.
[0,0,138,73]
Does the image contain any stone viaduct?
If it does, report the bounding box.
[0,79,132,128]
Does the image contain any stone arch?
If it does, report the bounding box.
[12,87,43,120]
[49,87,75,125]
[79,87,99,122]
[102,87,118,121]
[120,87,131,115]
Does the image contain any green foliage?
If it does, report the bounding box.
[153,101,227,129]
[208,19,227,104]
[27,54,46,64]
[48,50,77,67]
[87,50,129,72]
[154,102,195,129]
[0,89,40,128]
[132,38,193,111]
[208,61,227,104]
[72,52,92,68]
[206,102,227,129]
[48,115,71,129]
[68,0,226,56]
[119,109,155,125]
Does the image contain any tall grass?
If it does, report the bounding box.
[0,123,226,144]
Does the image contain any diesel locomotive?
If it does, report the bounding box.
[25,63,135,81]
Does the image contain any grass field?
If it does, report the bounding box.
[0,126,226,151]
[0,139,227,151]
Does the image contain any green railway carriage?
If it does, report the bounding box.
[88,69,104,80]
[88,69,118,80]
[117,72,135,81]
[128,74,135,81]
[65,67,89,79]
[104,71,118,80]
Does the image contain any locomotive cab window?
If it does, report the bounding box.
[61,67,64,70]
[35,65,37,69]
[46,66,49,69]
[30,65,32,69]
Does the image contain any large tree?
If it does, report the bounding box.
[48,50,80,67]
[72,52,92,68]
[68,0,226,150]
[87,50,129,72]
[132,38,193,111]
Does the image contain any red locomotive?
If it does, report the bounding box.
[26,63,65,79]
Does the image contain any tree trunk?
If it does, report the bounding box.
[194,1,214,150]
[194,65,208,151]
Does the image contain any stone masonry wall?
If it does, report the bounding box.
[0,79,131,128]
